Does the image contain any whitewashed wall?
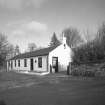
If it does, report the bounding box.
[49,44,73,72]
[13,59,30,71]
[7,55,48,72]
[33,56,48,72]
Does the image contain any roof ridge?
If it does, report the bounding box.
[9,44,60,60]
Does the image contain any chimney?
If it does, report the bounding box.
[62,32,66,44]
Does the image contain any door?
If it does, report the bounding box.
[52,57,58,73]
[30,58,34,71]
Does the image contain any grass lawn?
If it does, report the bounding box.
[0,71,105,105]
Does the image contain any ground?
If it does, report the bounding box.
[0,71,105,105]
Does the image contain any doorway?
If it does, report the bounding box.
[30,58,34,71]
[52,57,58,73]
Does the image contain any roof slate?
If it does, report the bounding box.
[10,45,59,60]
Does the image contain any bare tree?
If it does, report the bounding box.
[83,29,96,43]
[96,22,105,43]
[0,33,8,52]
[14,45,20,55]
[63,27,84,48]
[0,33,8,66]
[73,22,105,64]
[6,44,15,59]
[28,43,37,52]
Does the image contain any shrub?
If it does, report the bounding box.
[71,64,96,77]
[95,71,105,77]
[71,69,95,77]
[71,69,80,76]
[84,71,95,77]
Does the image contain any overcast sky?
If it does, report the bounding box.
[0,0,105,52]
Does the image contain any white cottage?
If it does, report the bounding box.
[7,36,73,73]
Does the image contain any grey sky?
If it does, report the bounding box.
[0,0,105,52]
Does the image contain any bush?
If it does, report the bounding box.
[71,69,95,77]
[71,64,96,77]
[71,69,80,76]
[84,71,95,77]
[95,71,105,77]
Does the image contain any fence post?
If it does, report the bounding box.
[50,65,52,73]
[69,62,72,75]
[67,65,69,75]
[67,62,71,75]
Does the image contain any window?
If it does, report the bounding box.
[24,59,27,67]
[15,60,16,67]
[18,60,20,67]
[64,44,66,49]
[38,57,42,68]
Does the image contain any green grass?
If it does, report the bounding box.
[0,71,105,105]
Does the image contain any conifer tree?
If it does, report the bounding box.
[49,32,60,47]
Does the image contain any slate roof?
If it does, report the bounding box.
[10,45,60,60]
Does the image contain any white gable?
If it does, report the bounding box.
[49,42,73,72]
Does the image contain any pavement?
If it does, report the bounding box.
[13,70,50,76]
